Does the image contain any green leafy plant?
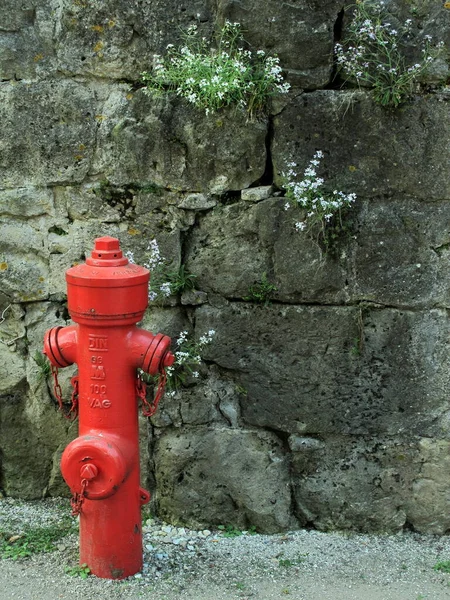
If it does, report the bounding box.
[335,0,444,107]
[278,553,308,567]
[283,151,356,255]
[33,351,51,382]
[0,522,75,560]
[434,560,450,573]
[125,241,196,303]
[217,524,257,537]
[141,21,290,116]
[162,264,196,296]
[65,563,91,579]
[140,329,215,395]
[218,525,243,538]
[244,273,277,305]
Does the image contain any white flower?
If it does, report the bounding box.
[160,282,172,297]
[295,221,307,231]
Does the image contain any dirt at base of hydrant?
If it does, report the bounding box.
[1,499,450,600]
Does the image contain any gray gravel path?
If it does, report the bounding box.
[1,498,450,600]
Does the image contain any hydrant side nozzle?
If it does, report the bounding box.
[128,329,173,376]
[43,325,78,368]
[142,333,173,376]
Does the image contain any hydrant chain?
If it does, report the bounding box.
[137,369,168,418]
[71,479,88,516]
[50,365,79,420]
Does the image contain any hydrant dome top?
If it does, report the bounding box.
[66,237,149,287]
[65,237,150,323]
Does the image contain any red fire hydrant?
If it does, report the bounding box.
[43,236,174,579]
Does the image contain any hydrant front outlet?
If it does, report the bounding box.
[43,236,174,579]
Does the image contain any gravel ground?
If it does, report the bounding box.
[1,498,450,600]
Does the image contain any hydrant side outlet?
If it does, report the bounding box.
[43,237,174,580]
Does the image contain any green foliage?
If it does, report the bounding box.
[141,21,290,116]
[140,329,215,395]
[244,273,277,305]
[0,522,75,560]
[434,560,450,573]
[65,563,91,579]
[336,0,444,107]
[33,351,51,382]
[278,553,308,567]
[160,264,197,296]
[283,151,357,256]
[217,524,257,537]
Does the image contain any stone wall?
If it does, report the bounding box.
[1,0,450,534]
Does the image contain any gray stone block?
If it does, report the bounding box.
[0,81,96,187]
[273,91,450,200]
[95,91,267,192]
[195,304,450,438]
[153,427,296,533]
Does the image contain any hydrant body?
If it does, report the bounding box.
[43,237,174,579]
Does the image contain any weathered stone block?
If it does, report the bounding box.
[185,199,278,298]
[0,1,56,80]
[0,384,69,498]
[0,304,26,393]
[1,221,49,301]
[404,438,450,534]
[54,0,216,80]
[95,91,267,193]
[0,81,96,187]
[218,0,342,89]
[0,187,54,218]
[195,304,450,437]
[292,435,450,533]
[350,198,450,307]
[291,435,415,532]
[153,427,296,533]
[273,91,450,200]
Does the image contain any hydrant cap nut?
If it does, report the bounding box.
[87,236,127,265]
[164,352,175,368]
[80,463,98,481]
[94,237,120,252]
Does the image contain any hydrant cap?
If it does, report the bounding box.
[65,237,150,325]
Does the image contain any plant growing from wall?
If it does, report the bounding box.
[335,0,445,107]
[244,273,278,305]
[140,329,215,396]
[33,351,51,383]
[125,240,195,303]
[141,21,290,116]
[282,151,357,254]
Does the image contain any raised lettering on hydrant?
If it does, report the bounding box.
[43,236,174,580]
